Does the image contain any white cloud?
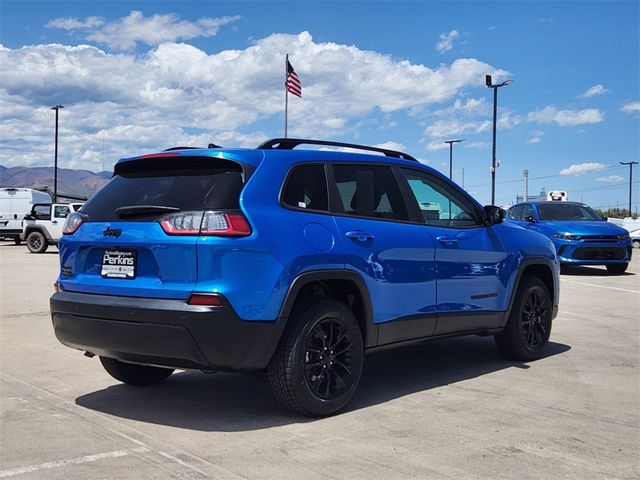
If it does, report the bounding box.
[559,163,607,176]
[527,106,604,126]
[436,30,460,54]
[526,130,544,144]
[373,142,407,152]
[579,84,609,98]
[621,101,640,113]
[426,141,450,151]
[0,32,508,170]
[595,175,624,183]
[46,16,104,30]
[47,11,241,50]
[464,141,491,149]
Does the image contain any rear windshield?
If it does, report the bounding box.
[82,157,245,222]
[537,203,601,221]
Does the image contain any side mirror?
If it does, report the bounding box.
[524,214,536,223]
[483,205,504,225]
[601,215,608,221]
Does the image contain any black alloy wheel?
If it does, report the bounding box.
[495,276,552,361]
[26,231,47,253]
[520,289,550,350]
[268,297,364,416]
[303,317,355,400]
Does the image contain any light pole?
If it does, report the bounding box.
[485,75,513,205]
[51,105,64,202]
[620,161,638,215]
[444,139,464,180]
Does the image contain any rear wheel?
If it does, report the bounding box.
[606,263,628,274]
[633,240,640,249]
[495,276,552,361]
[26,231,47,253]
[99,357,174,386]
[268,298,364,416]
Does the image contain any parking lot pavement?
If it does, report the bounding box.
[0,241,638,480]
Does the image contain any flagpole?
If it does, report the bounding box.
[284,53,289,138]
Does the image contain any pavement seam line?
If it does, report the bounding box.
[0,447,149,478]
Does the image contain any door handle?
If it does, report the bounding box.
[51,220,58,224]
[436,235,458,246]
[345,231,374,242]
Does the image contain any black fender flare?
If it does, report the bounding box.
[277,269,376,347]
[504,257,558,325]
[24,225,53,242]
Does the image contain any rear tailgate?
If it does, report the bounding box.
[58,154,250,300]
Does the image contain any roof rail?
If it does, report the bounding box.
[163,144,222,152]
[257,138,417,162]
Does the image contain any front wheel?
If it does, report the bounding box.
[268,298,364,416]
[495,276,552,361]
[26,231,47,253]
[606,263,628,274]
[99,357,174,386]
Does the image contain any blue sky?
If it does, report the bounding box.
[1,1,638,210]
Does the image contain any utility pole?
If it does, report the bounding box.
[444,139,464,180]
[485,75,513,205]
[620,161,638,216]
[51,105,64,202]
[523,169,529,202]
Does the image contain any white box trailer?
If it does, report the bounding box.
[0,188,51,243]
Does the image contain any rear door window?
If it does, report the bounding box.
[331,164,410,221]
[81,157,246,222]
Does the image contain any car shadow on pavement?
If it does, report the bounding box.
[75,336,570,431]
[561,265,635,276]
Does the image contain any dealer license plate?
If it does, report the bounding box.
[101,249,137,279]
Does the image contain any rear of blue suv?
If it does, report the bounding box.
[51,139,560,416]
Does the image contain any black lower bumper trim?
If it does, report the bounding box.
[50,291,285,371]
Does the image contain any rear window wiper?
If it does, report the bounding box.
[115,205,180,216]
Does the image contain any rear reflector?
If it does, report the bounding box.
[187,294,223,307]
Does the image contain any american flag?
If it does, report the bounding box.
[286,60,302,98]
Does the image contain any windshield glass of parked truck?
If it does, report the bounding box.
[81,157,244,222]
[537,203,601,221]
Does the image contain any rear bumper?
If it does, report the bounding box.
[50,291,285,371]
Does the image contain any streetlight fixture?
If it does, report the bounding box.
[620,161,638,215]
[444,139,464,180]
[485,75,513,205]
[51,104,64,202]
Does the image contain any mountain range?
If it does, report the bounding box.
[0,165,111,199]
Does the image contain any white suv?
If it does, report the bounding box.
[22,203,83,253]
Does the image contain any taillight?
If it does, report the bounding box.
[159,211,251,237]
[62,212,86,234]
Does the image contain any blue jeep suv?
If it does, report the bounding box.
[507,201,632,274]
[51,138,559,416]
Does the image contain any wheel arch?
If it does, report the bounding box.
[277,270,376,347]
[506,258,558,323]
[24,225,52,242]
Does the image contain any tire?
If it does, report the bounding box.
[26,231,48,253]
[633,240,640,249]
[99,357,174,386]
[13,238,21,245]
[267,297,364,417]
[495,276,552,361]
[606,263,628,274]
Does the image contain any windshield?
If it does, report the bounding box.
[537,203,601,221]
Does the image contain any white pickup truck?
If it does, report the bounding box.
[22,202,83,253]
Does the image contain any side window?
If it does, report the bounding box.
[400,168,480,227]
[521,204,534,220]
[282,164,328,212]
[54,205,70,218]
[332,165,410,221]
[34,205,51,220]
[509,205,523,220]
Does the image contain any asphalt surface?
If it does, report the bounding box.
[0,241,638,479]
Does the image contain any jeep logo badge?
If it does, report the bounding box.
[103,227,122,238]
